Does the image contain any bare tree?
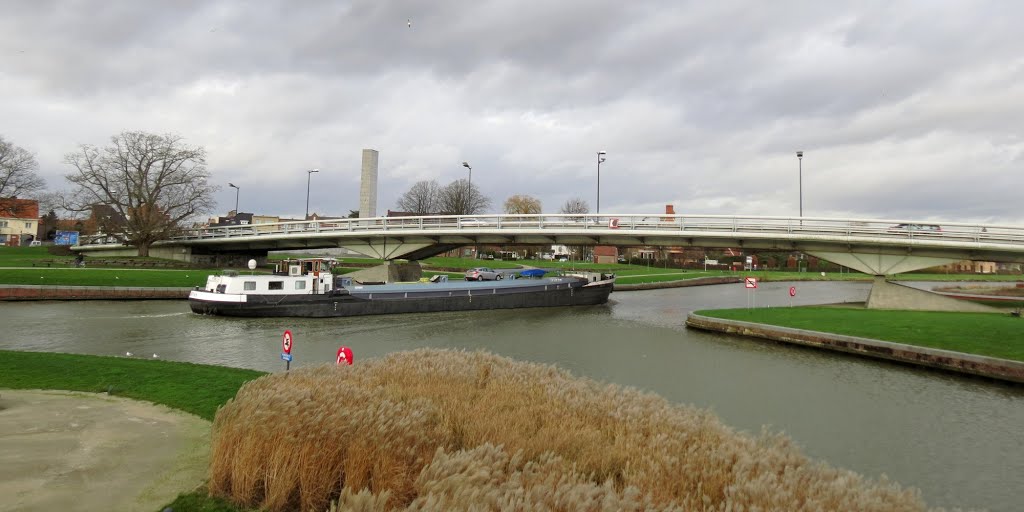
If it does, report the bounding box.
[559,197,590,215]
[439,179,490,215]
[395,180,441,214]
[0,135,46,200]
[504,194,542,214]
[64,131,218,256]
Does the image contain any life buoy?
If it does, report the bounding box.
[608,218,620,229]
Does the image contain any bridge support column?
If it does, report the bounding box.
[346,261,423,284]
[865,276,1000,312]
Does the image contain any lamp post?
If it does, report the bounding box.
[796,151,804,218]
[596,151,607,213]
[305,168,320,219]
[462,161,472,215]
[228,182,239,215]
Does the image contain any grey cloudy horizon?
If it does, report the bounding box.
[3,0,1022,224]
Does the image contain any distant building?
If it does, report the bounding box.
[211,212,253,227]
[0,198,39,246]
[942,260,998,274]
[593,245,618,264]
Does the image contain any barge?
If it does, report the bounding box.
[188,258,614,318]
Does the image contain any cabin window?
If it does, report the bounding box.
[294,281,306,290]
[244,281,257,291]
[269,281,284,290]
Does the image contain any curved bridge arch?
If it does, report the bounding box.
[77,214,1024,275]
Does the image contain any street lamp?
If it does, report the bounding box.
[305,168,320,219]
[228,182,239,215]
[796,151,804,218]
[462,161,472,215]
[596,151,607,213]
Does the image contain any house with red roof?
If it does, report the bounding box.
[0,198,40,246]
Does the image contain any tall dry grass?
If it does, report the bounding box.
[209,349,941,511]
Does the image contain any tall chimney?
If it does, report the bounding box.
[360,149,379,218]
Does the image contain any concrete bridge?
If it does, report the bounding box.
[76,213,1024,276]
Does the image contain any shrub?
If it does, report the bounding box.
[209,350,932,511]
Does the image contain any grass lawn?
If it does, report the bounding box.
[697,307,1024,362]
[0,246,75,266]
[0,268,214,287]
[0,350,264,421]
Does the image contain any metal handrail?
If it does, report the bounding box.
[74,213,1024,248]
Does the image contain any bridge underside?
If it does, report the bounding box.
[806,251,957,275]
[79,230,1024,276]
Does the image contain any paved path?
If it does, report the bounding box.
[0,389,210,512]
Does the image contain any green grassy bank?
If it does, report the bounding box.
[0,350,263,421]
[697,307,1024,361]
[0,350,263,511]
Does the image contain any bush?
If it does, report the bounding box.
[209,350,929,512]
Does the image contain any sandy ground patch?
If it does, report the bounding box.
[0,389,210,512]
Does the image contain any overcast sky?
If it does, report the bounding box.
[3,1,1022,224]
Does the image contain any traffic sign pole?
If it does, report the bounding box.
[282,330,294,371]
[744,277,758,309]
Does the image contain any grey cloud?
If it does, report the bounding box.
[2,0,1023,224]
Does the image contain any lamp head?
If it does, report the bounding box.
[796,151,803,158]
[310,168,320,173]
[228,182,238,189]
[599,157,606,163]
[598,151,607,155]
[462,161,471,169]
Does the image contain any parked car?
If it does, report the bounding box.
[465,267,503,281]
[889,223,942,233]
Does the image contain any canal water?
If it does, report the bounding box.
[2,281,1021,511]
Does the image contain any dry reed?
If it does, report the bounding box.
[208,349,945,511]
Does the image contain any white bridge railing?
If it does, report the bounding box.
[131,213,1024,248]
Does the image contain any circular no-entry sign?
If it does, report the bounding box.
[789,286,797,297]
[336,346,353,365]
[282,330,293,354]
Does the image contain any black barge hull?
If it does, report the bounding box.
[189,280,613,318]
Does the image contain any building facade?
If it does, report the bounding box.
[0,198,39,246]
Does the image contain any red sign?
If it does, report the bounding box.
[789,286,796,297]
[336,346,353,365]
[282,330,293,354]
[744,277,758,289]
[608,218,620,229]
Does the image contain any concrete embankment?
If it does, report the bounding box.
[685,313,1024,384]
[614,276,741,291]
[0,285,190,300]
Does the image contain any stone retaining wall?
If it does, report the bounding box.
[0,285,190,300]
[614,276,741,291]
[685,313,1024,384]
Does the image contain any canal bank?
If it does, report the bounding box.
[613,275,740,290]
[0,284,189,300]
[686,312,1024,384]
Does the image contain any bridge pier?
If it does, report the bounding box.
[865,276,1000,313]
[345,261,423,284]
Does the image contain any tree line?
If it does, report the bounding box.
[3,131,593,257]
